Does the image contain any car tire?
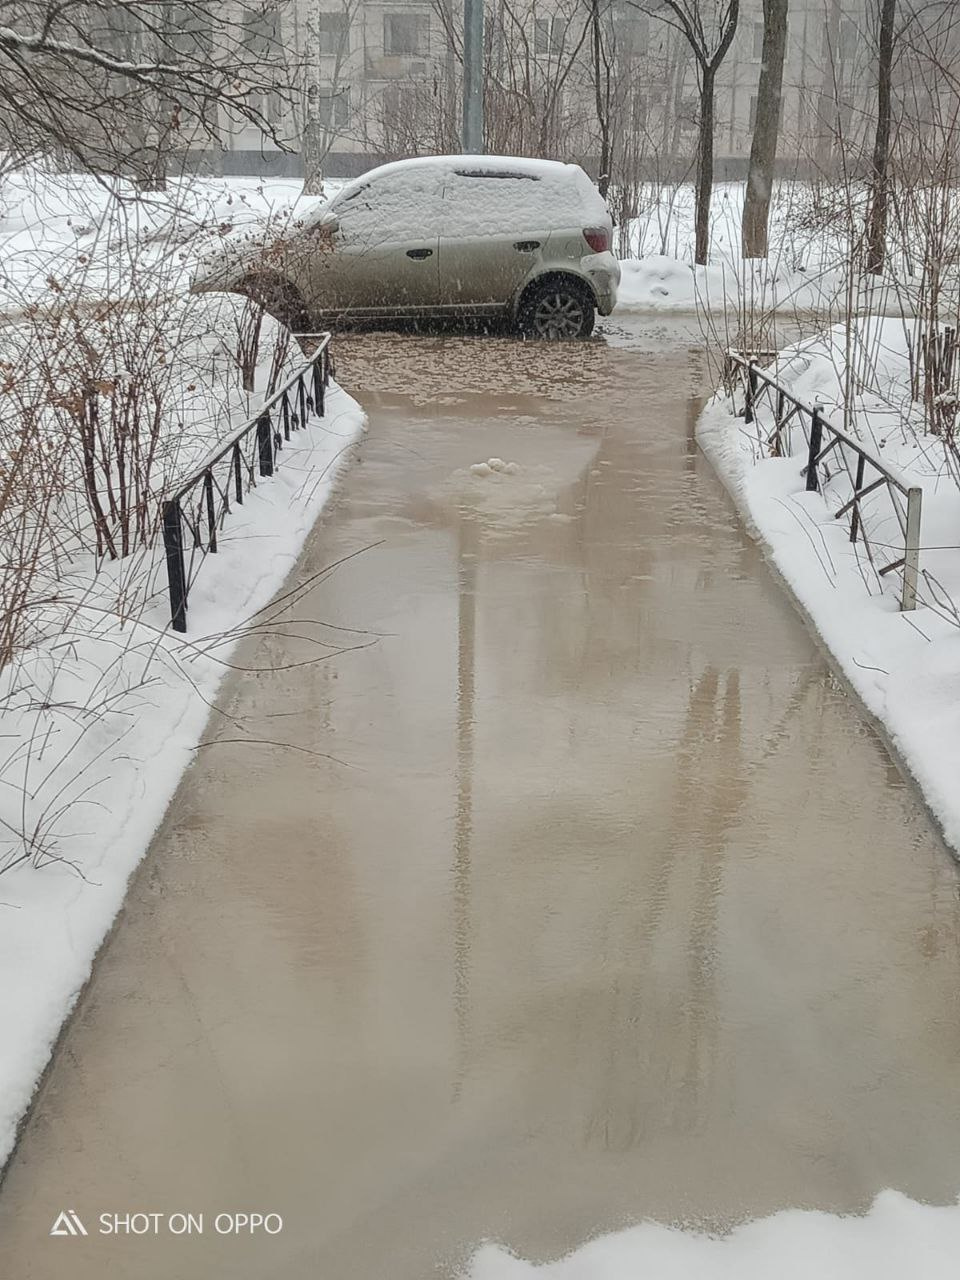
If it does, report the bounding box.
[517,278,595,340]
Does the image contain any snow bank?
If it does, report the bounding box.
[611,182,921,317]
[616,254,733,311]
[0,168,365,1171]
[612,251,908,317]
[697,321,960,855]
[0,168,343,311]
[464,1190,960,1278]
[0,323,365,1168]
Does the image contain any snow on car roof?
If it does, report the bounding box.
[353,154,586,183]
[318,154,608,230]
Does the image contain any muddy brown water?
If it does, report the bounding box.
[2,318,960,1279]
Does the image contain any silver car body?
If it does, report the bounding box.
[193,155,619,328]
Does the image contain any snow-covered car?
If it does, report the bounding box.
[191,155,619,339]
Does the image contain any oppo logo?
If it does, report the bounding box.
[50,1209,283,1237]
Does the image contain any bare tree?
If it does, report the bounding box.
[742,0,788,258]
[865,0,898,273]
[300,0,364,194]
[429,0,593,160]
[586,0,615,195]
[0,1,295,181]
[637,0,740,264]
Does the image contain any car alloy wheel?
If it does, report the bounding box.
[531,289,587,339]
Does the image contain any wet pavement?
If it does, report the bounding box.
[2,317,960,1278]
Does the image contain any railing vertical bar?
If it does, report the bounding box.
[257,410,273,478]
[805,408,823,492]
[744,360,757,424]
[774,389,785,456]
[233,441,243,504]
[162,499,188,632]
[849,455,865,542]
[204,470,217,552]
[282,391,291,441]
[902,487,922,611]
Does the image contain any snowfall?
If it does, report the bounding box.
[0,169,365,1169]
[2,165,960,1279]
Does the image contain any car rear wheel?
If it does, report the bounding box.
[518,279,595,340]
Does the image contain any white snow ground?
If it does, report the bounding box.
[614,182,927,317]
[0,169,364,1167]
[463,1190,960,1278]
[0,364,364,1167]
[698,320,960,853]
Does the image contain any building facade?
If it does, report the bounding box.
[220,0,886,180]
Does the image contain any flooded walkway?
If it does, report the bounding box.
[2,319,960,1278]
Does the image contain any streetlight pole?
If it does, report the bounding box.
[462,0,484,153]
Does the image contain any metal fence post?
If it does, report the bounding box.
[312,358,322,415]
[849,455,865,542]
[773,389,785,456]
[162,499,188,633]
[204,470,218,552]
[257,411,273,477]
[902,486,922,611]
[806,408,823,492]
[744,360,757,424]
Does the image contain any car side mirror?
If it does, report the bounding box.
[317,212,340,235]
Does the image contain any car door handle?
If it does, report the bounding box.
[406,248,433,259]
[514,240,541,252]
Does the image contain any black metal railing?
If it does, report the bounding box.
[725,350,922,611]
[162,333,333,632]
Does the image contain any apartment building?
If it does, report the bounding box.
[221,0,878,179]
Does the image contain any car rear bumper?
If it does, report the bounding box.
[583,250,620,315]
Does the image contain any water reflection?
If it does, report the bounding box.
[0,320,959,1280]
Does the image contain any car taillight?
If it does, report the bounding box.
[582,226,609,253]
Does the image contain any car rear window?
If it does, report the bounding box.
[453,169,541,181]
[442,170,581,237]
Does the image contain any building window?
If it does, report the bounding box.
[840,18,858,61]
[749,94,759,130]
[384,83,416,122]
[613,16,649,59]
[630,90,648,128]
[822,18,859,63]
[319,88,350,129]
[383,13,429,56]
[318,13,350,56]
[534,16,565,55]
[752,20,764,60]
[242,6,280,56]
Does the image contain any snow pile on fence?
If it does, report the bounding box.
[697,320,960,854]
